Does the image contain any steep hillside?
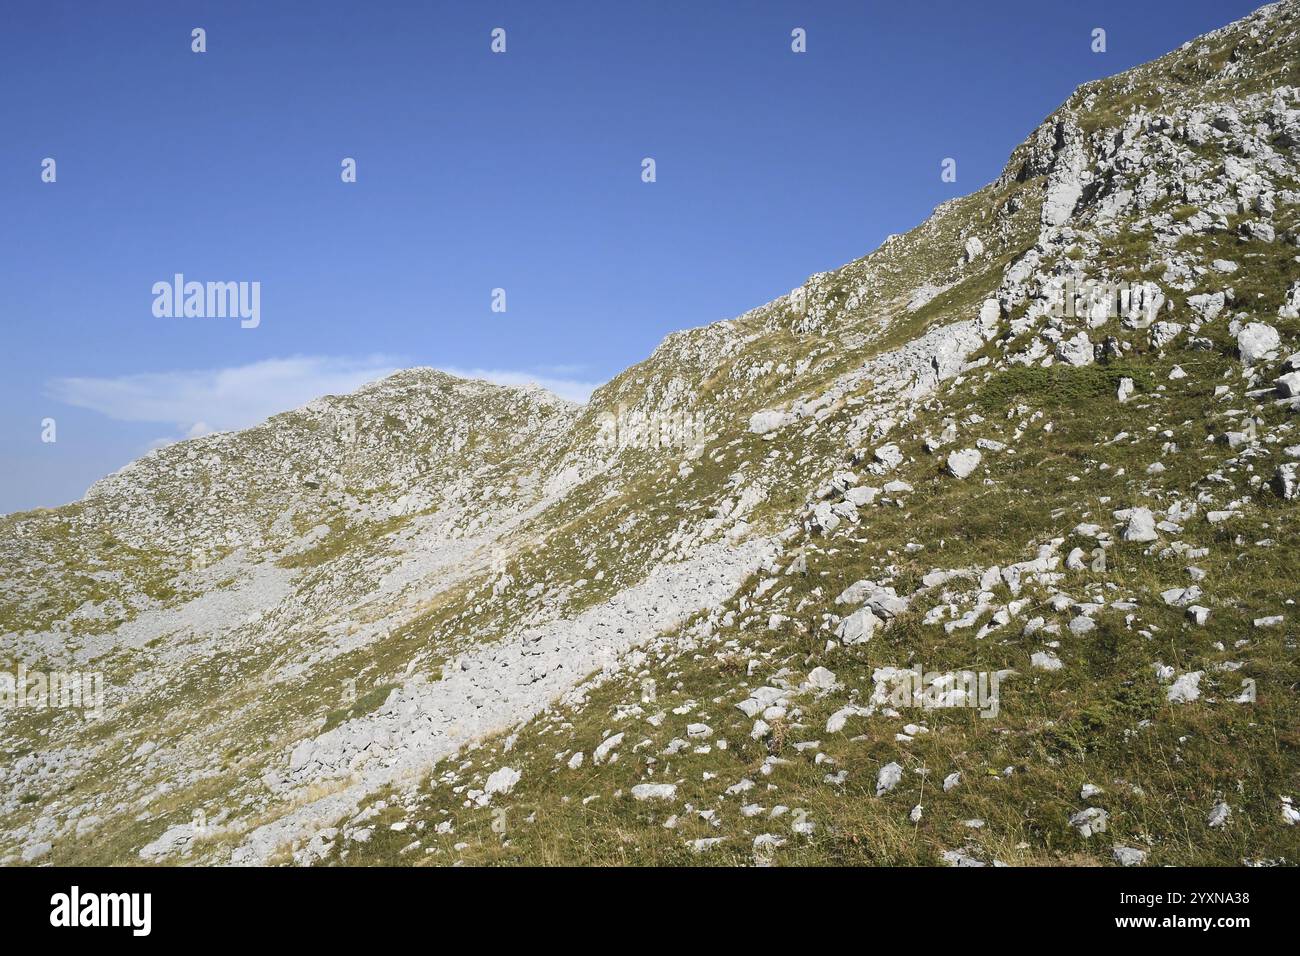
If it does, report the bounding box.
[3,0,1299,867]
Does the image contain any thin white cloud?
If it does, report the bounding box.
[440,367,599,404]
[48,355,402,438]
[46,357,600,449]
[531,362,589,377]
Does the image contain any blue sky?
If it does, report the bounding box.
[0,0,1262,514]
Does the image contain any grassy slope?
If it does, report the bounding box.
[323,6,1300,867]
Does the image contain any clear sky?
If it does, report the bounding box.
[0,0,1263,514]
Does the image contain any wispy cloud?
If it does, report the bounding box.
[46,356,600,448]
[439,367,599,403]
[48,355,403,441]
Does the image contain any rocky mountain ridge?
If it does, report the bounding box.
[2,0,1299,866]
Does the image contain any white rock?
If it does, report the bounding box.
[1122,507,1159,543]
[1149,322,1183,350]
[21,842,52,863]
[631,783,677,801]
[1043,157,1086,227]
[484,766,521,798]
[1166,672,1203,703]
[1237,323,1280,364]
[1281,798,1299,827]
[875,761,903,796]
[946,448,982,479]
[1068,807,1108,838]
[845,485,879,507]
[806,666,837,691]
[1161,585,1202,607]
[1031,651,1064,671]
[835,608,880,645]
[749,409,794,434]
[979,298,1001,326]
[725,778,755,796]
[593,732,624,765]
[1207,802,1231,828]
[873,443,904,471]
[1275,371,1300,398]
[826,705,870,734]
[1112,845,1147,867]
[1187,292,1225,322]
[1056,332,1094,367]
[1277,463,1300,501]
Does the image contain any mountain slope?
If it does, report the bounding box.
[3,0,1300,866]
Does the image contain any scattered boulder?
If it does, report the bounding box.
[1167,672,1203,703]
[749,409,794,434]
[836,608,881,645]
[1113,845,1148,867]
[1069,807,1109,838]
[1031,651,1064,671]
[484,766,521,799]
[1207,802,1232,829]
[1276,371,1300,398]
[875,762,903,797]
[806,666,838,691]
[1187,292,1225,322]
[593,733,624,765]
[631,783,676,801]
[946,448,982,479]
[1056,332,1095,367]
[1122,507,1159,543]
[1237,323,1280,364]
[1274,462,1299,500]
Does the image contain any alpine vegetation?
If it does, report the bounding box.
[3,1,1300,871]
